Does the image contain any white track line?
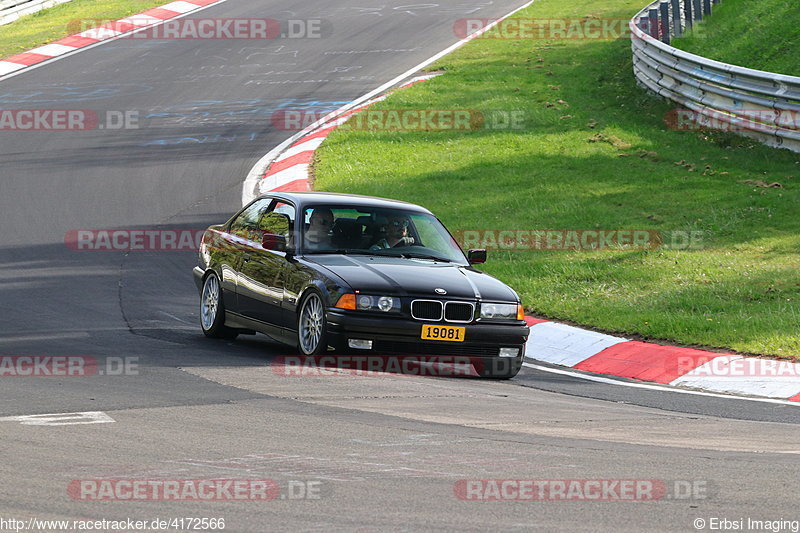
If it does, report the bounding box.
[522,362,800,407]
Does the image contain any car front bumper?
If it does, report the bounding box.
[326,310,528,360]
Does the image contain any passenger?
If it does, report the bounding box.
[304,207,334,251]
[371,215,415,249]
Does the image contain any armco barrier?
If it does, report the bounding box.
[630,0,800,153]
[0,0,73,25]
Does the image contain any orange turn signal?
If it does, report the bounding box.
[335,293,356,310]
[516,304,525,321]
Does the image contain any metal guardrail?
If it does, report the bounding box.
[629,0,800,153]
[0,0,74,26]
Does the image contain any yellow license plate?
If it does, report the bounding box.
[421,324,466,342]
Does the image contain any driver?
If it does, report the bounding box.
[304,207,334,251]
[370,215,415,249]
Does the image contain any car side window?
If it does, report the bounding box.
[258,202,296,245]
[272,201,296,237]
[229,199,296,245]
[230,199,271,239]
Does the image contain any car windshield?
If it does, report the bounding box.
[300,205,467,263]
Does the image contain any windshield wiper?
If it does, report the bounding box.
[305,249,383,256]
[306,249,452,262]
[396,252,452,262]
[304,249,349,255]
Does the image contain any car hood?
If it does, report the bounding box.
[306,255,518,302]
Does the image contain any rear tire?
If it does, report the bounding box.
[200,272,238,340]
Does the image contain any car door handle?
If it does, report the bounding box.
[242,254,251,262]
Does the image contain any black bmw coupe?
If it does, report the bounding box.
[193,192,528,378]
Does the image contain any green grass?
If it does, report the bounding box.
[0,0,167,59]
[672,0,800,75]
[314,0,800,357]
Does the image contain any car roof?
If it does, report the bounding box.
[261,191,433,214]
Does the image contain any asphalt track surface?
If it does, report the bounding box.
[0,1,798,531]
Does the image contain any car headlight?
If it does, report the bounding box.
[480,303,523,320]
[377,296,395,312]
[356,295,400,312]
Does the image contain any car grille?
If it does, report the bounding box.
[444,302,474,322]
[411,300,475,323]
[373,340,499,357]
[411,300,443,321]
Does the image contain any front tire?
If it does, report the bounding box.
[297,291,327,355]
[200,272,238,340]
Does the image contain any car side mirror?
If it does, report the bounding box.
[467,248,487,264]
[262,233,287,252]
